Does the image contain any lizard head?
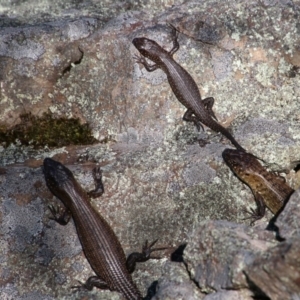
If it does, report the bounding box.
[222,148,262,181]
[43,158,78,201]
[132,37,167,62]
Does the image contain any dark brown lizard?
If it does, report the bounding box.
[222,148,294,223]
[132,25,246,151]
[43,158,166,300]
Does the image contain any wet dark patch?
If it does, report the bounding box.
[0,112,97,148]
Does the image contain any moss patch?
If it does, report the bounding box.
[0,112,97,148]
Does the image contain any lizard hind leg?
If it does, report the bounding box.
[202,97,218,121]
[183,109,204,131]
[71,275,108,291]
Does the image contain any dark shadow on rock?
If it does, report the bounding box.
[143,280,158,300]
[171,243,187,262]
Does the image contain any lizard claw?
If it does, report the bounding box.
[142,239,169,259]
[71,280,86,291]
[195,121,204,132]
[48,205,61,221]
[133,54,145,64]
[241,208,263,226]
[48,204,71,225]
[167,23,179,38]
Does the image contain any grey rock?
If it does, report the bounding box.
[184,220,277,292]
[244,237,300,300]
[203,290,254,300]
[276,188,300,239]
[152,261,204,300]
[1,0,300,299]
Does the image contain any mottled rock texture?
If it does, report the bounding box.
[1,0,300,299]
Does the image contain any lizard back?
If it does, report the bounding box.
[43,158,142,299]
[222,149,294,214]
[132,35,246,151]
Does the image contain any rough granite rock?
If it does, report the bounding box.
[275,187,300,239]
[1,0,300,299]
[151,261,204,300]
[240,186,300,299]
[183,220,277,293]
[179,188,300,300]
[244,237,300,300]
[202,290,254,300]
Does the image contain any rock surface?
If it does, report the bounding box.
[244,237,300,300]
[1,0,300,299]
[276,187,300,239]
[151,261,204,300]
[184,220,277,292]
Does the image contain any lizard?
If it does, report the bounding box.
[43,157,166,299]
[222,148,294,224]
[132,25,246,151]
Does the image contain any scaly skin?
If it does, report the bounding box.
[222,149,294,222]
[43,158,165,299]
[132,25,246,151]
